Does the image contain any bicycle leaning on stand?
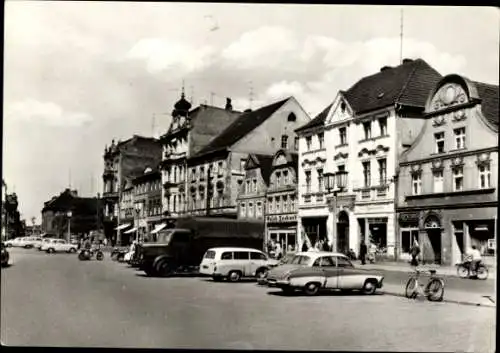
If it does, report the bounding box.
[405,268,445,302]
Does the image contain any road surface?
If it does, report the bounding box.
[1,248,495,351]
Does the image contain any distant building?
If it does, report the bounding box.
[265,149,299,254]
[101,135,162,245]
[25,225,42,236]
[131,166,162,244]
[236,153,274,223]
[396,74,498,265]
[160,92,241,223]
[186,96,311,218]
[41,189,103,240]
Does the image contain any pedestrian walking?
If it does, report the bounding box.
[359,240,367,265]
[410,239,420,267]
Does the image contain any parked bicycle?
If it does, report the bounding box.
[405,268,445,302]
[456,258,489,280]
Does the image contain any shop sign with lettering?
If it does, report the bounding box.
[266,214,297,223]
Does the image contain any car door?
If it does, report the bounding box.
[233,251,251,276]
[320,256,338,289]
[56,240,67,252]
[335,256,357,289]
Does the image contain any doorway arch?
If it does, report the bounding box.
[337,210,350,255]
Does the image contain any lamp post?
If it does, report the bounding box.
[66,211,73,243]
[323,170,348,253]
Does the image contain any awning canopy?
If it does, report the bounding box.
[123,227,137,234]
[151,223,167,234]
[115,224,131,231]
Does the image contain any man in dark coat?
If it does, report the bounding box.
[359,241,368,265]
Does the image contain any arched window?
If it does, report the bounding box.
[287,113,297,122]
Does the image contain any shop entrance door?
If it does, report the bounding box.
[427,229,442,264]
[337,211,349,255]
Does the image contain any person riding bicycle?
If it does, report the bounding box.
[83,237,92,250]
[466,245,482,274]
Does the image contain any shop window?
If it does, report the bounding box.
[411,173,422,195]
[478,164,491,189]
[433,170,444,193]
[434,132,445,153]
[454,127,466,150]
[401,230,419,254]
[453,166,464,191]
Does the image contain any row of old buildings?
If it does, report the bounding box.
[98,58,497,266]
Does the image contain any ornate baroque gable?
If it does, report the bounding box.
[429,83,469,113]
[326,93,353,125]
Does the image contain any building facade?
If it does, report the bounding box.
[101,135,162,244]
[41,189,102,240]
[396,74,498,265]
[236,154,273,222]
[131,167,162,244]
[265,149,299,253]
[160,94,241,223]
[296,58,442,258]
[117,180,134,239]
[186,97,311,218]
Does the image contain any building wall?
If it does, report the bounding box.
[237,167,267,221]
[232,98,310,155]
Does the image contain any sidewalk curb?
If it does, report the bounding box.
[382,289,496,308]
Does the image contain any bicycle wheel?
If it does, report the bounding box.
[405,277,418,299]
[477,266,489,280]
[425,278,444,302]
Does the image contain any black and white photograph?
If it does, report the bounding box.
[1,2,498,351]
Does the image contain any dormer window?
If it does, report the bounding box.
[287,113,297,122]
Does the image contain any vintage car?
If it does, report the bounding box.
[1,242,10,267]
[265,251,384,296]
[41,238,78,253]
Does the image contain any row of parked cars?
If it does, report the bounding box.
[4,236,78,253]
[120,244,385,296]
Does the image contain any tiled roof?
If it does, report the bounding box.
[295,102,333,133]
[254,154,274,185]
[474,81,499,128]
[344,58,442,114]
[193,98,290,157]
[42,190,98,214]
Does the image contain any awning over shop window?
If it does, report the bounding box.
[115,224,131,231]
[151,223,167,234]
[124,227,137,234]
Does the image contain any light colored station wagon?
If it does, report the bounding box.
[199,247,280,282]
[266,251,384,296]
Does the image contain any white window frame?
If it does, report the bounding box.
[434,132,445,153]
[378,117,388,136]
[411,173,422,195]
[453,166,464,192]
[478,164,491,189]
[363,121,372,140]
[377,158,387,185]
[433,169,444,193]
[362,161,371,187]
[454,127,466,150]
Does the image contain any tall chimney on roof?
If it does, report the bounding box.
[225,97,233,110]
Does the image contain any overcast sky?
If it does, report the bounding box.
[3,2,499,223]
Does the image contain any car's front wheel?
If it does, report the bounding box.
[362,279,378,295]
[227,271,242,282]
[47,248,55,254]
[304,282,321,296]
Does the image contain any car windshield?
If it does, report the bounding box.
[155,230,174,244]
[290,255,313,266]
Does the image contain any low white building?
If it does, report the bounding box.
[297,58,443,258]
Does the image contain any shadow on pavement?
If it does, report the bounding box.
[266,289,384,297]
[200,278,258,284]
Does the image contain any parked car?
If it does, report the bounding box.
[1,243,10,267]
[265,251,384,296]
[41,239,78,253]
[258,252,296,285]
[37,238,58,250]
[4,238,17,247]
[200,247,280,282]
[26,237,43,249]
